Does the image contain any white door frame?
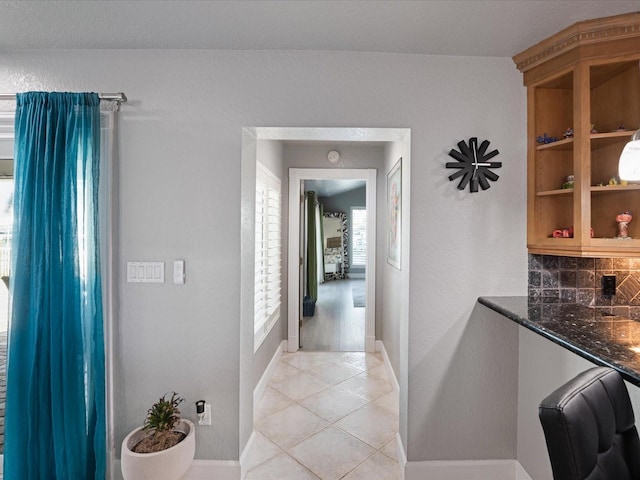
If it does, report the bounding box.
[245,126,410,355]
[289,168,377,352]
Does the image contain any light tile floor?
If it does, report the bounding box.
[247,351,401,479]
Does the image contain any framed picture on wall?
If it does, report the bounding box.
[387,157,401,270]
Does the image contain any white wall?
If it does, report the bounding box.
[412,302,521,462]
[0,49,527,463]
[239,137,286,451]
[382,140,409,445]
[404,58,527,459]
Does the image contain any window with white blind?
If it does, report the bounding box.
[351,207,366,266]
[254,163,281,351]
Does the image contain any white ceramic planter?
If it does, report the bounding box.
[121,418,195,480]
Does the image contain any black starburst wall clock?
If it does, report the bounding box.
[446,137,501,193]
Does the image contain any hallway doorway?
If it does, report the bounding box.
[300,176,367,352]
[289,168,376,353]
[241,127,411,465]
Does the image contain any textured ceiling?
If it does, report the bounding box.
[0,1,639,58]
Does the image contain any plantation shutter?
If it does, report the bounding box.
[255,163,281,349]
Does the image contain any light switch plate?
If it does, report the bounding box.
[127,262,165,283]
[173,260,185,284]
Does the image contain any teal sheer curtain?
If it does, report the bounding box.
[4,92,106,479]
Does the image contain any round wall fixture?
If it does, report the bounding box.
[445,137,501,193]
[327,150,340,164]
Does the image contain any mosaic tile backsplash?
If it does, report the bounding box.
[528,254,640,320]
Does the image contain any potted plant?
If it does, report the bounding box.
[121,392,196,480]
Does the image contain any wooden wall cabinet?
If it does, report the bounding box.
[514,13,640,257]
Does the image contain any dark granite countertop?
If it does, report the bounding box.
[478,296,640,387]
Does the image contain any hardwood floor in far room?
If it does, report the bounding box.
[301,278,365,352]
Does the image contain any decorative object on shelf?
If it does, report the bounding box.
[616,211,633,239]
[551,226,594,238]
[446,137,501,193]
[536,133,558,144]
[617,125,628,132]
[563,128,574,138]
[590,124,598,134]
[561,175,574,189]
[552,226,574,238]
[619,129,640,181]
[596,176,627,187]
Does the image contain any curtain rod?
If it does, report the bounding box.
[0,92,127,104]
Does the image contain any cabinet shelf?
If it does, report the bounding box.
[516,12,640,257]
[536,137,573,151]
[591,185,640,194]
[535,131,632,154]
[537,188,573,197]
[591,131,634,149]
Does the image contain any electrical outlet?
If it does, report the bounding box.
[198,403,212,426]
[603,275,616,296]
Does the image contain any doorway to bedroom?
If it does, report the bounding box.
[300,178,367,352]
[289,166,377,354]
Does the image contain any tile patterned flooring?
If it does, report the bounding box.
[246,351,401,479]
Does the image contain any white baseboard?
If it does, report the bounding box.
[114,459,241,480]
[396,433,407,480]
[253,340,286,417]
[404,460,532,480]
[239,431,256,480]
[376,340,406,480]
[240,340,286,479]
[183,460,241,479]
[366,335,376,353]
[376,340,399,395]
[515,461,534,480]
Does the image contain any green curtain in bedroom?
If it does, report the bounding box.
[319,203,324,280]
[306,191,318,301]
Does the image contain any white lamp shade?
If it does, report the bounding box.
[619,139,640,181]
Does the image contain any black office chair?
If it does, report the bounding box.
[539,367,640,480]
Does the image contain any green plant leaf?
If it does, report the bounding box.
[143,392,184,432]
